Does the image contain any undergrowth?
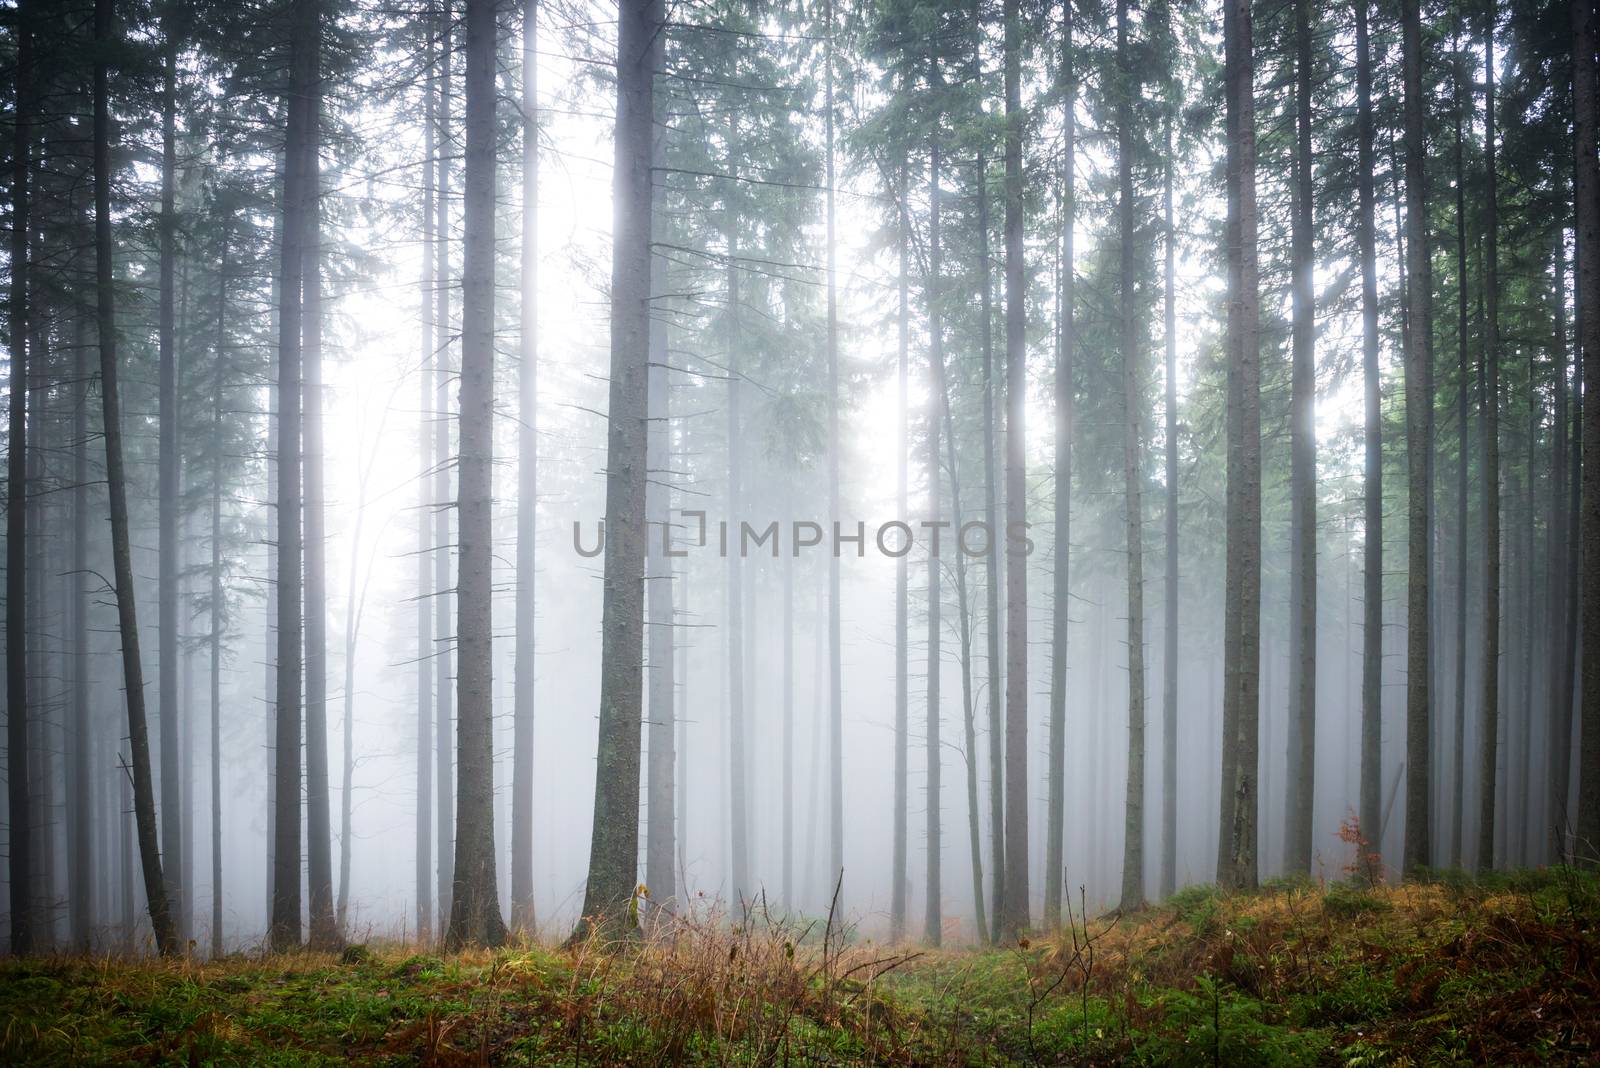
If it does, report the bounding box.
[1,868,1596,1065]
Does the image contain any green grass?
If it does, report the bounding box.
[3,870,1597,1065]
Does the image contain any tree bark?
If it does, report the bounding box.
[891,149,909,944]
[1000,0,1031,938]
[157,23,184,939]
[1046,0,1074,927]
[725,114,749,906]
[575,0,660,936]
[1400,0,1436,879]
[824,0,845,912]
[7,0,33,957]
[1284,0,1317,877]
[446,0,508,950]
[434,16,455,930]
[1160,57,1179,905]
[1116,0,1146,913]
[1573,0,1600,865]
[1478,15,1503,872]
[210,208,231,958]
[415,8,437,944]
[511,0,540,936]
[925,140,945,947]
[94,0,176,956]
[1219,0,1261,891]
[1450,16,1472,869]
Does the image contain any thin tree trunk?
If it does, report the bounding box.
[1046,1,1074,927]
[1284,0,1317,877]
[210,209,231,958]
[435,17,455,931]
[725,113,749,906]
[1450,16,1472,869]
[574,0,660,936]
[70,312,92,952]
[94,0,175,956]
[415,9,437,944]
[643,87,675,914]
[977,137,1005,948]
[446,0,508,950]
[6,0,33,957]
[824,0,845,912]
[1220,0,1261,891]
[511,0,540,936]
[1400,0,1435,879]
[1550,228,1574,860]
[1355,0,1383,858]
[891,150,909,944]
[270,0,315,952]
[1000,0,1031,937]
[1478,16,1503,872]
[1160,66,1179,904]
[925,140,945,947]
[157,24,185,942]
[303,57,338,950]
[1578,0,1600,863]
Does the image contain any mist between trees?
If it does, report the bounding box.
[2,0,1599,957]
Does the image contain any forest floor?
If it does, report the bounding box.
[2,867,1597,1066]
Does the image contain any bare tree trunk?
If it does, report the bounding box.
[1550,229,1574,861]
[1219,0,1261,891]
[725,114,749,906]
[6,0,34,957]
[1046,2,1074,927]
[1115,0,1146,913]
[511,0,540,936]
[1000,0,1031,937]
[1355,0,1383,859]
[1401,0,1436,879]
[157,24,184,940]
[446,0,508,951]
[1450,17,1472,869]
[415,10,437,943]
[1284,0,1317,877]
[435,17,455,930]
[643,87,675,914]
[977,142,1005,950]
[1478,14,1503,872]
[70,311,92,952]
[824,0,845,911]
[270,0,316,952]
[1574,0,1600,866]
[303,58,338,950]
[94,0,175,956]
[891,150,909,944]
[210,209,231,958]
[574,0,660,936]
[925,141,945,947]
[1160,70,1179,904]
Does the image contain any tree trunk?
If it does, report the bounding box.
[511,0,540,936]
[1219,0,1261,891]
[446,0,508,950]
[574,0,660,936]
[1400,0,1435,879]
[1450,17,1472,869]
[1478,15,1503,872]
[1160,62,1179,905]
[1355,0,1383,858]
[157,25,184,940]
[643,73,675,914]
[725,114,749,906]
[1550,229,1573,861]
[1576,0,1600,866]
[70,312,92,952]
[94,0,176,957]
[435,17,455,930]
[1046,1,1074,928]
[1000,0,1031,938]
[824,0,845,913]
[415,9,437,944]
[1284,0,1317,877]
[210,209,231,958]
[925,141,945,947]
[1116,0,1146,913]
[891,150,909,944]
[271,0,316,952]
[7,0,33,957]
